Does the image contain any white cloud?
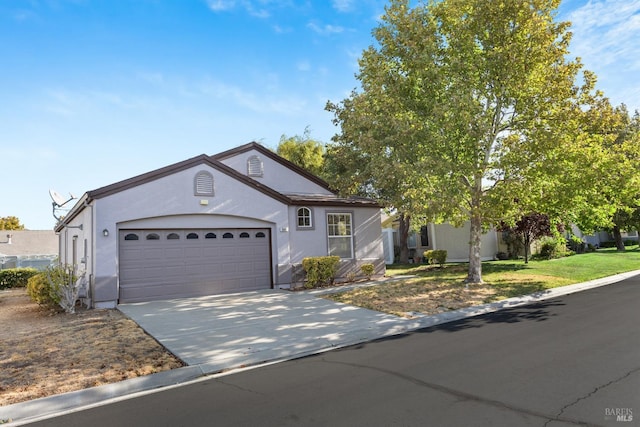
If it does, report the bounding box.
[567,0,640,110]
[307,21,345,35]
[198,79,307,115]
[206,0,236,12]
[332,0,353,13]
[205,0,287,18]
[568,0,640,66]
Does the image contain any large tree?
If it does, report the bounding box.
[607,106,640,250]
[0,216,25,230]
[276,128,326,179]
[327,0,599,283]
[566,102,640,250]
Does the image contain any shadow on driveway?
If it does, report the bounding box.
[118,289,416,373]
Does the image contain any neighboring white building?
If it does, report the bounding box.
[0,230,57,270]
[383,221,500,263]
[56,142,385,308]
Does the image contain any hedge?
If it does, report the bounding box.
[423,249,447,266]
[0,268,39,290]
[302,256,340,289]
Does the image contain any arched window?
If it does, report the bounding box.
[223,232,234,239]
[146,233,160,240]
[297,207,312,228]
[239,232,250,238]
[255,232,266,238]
[186,232,199,239]
[205,232,217,239]
[167,233,180,240]
[194,171,214,196]
[124,233,139,241]
[247,155,263,177]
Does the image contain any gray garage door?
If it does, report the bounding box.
[118,228,272,303]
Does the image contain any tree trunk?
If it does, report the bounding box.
[398,213,411,264]
[612,225,625,252]
[466,211,483,284]
[523,234,530,264]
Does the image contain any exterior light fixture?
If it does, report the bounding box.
[103,229,109,237]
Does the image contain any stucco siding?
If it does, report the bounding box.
[219,148,332,195]
[288,206,385,286]
[432,223,498,262]
[90,164,290,305]
[56,146,383,305]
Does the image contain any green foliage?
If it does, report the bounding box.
[276,128,326,178]
[536,236,570,260]
[327,0,596,284]
[567,235,586,254]
[0,268,38,289]
[302,256,340,289]
[360,263,375,279]
[600,240,637,248]
[27,270,61,307]
[0,216,24,230]
[501,232,524,259]
[26,265,79,311]
[423,250,447,266]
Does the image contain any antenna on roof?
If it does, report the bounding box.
[49,189,76,222]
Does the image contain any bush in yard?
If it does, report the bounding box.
[0,268,38,289]
[27,271,60,308]
[567,235,586,254]
[537,235,569,259]
[302,256,340,289]
[26,265,82,312]
[423,250,447,266]
[360,263,375,279]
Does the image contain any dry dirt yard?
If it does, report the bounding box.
[0,274,498,408]
[0,288,184,406]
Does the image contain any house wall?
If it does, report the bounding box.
[57,203,93,302]
[87,164,291,307]
[0,230,58,270]
[58,150,385,306]
[432,223,499,262]
[288,206,385,285]
[218,148,332,195]
[391,221,500,263]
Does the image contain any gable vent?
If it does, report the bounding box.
[194,171,214,196]
[247,155,263,177]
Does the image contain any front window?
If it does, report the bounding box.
[327,213,353,258]
[297,207,312,228]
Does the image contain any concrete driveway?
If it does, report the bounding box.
[118,289,415,374]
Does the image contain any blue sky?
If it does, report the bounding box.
[1,0,639,230]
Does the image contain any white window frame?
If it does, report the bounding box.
[327,212,354,259]
[296,207,313,229]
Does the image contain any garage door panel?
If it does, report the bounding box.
[184,247,203,258]
[119,228,271,303]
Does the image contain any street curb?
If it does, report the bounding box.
[2,269,639,425]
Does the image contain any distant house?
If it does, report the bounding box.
[0,230,58,270]
[383,218,639,264]
[55,142,385,308]
[383,219,501,263]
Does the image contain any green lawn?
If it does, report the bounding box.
[387,246,640,301]
[325,248,640,317]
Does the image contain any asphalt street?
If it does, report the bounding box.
[28,276,640,427]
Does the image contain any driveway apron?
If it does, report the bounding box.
[118,289,413,374]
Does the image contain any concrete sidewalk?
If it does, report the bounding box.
[117,288,417,373]
[2,269,639,425]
